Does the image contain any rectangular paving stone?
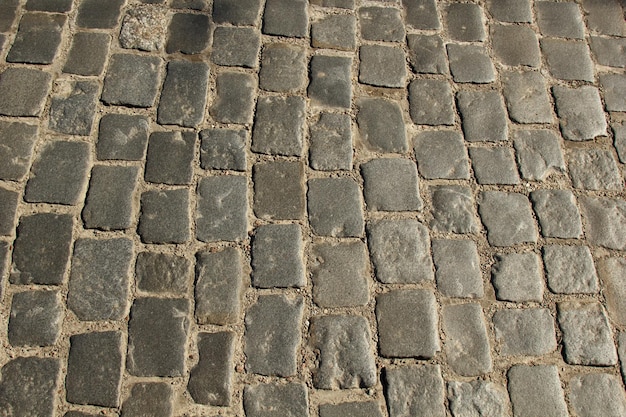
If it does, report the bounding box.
[246,295,303,378]
[196,175,248,242]
[429,185,479,234]
[359,45,406,88]
[470,147,520,185]
[63,32,110,76]
[493,308,557,356]
[544,245,598,294]
[597,258,626,327]
[0,120,37,181]
[0,67,51,116]
[553,85,607,141]
[195,247,243,325]
[409,79,455,126]
[413,131,469,179]
[507,365,568,417]
[244,383,309,417]
[260,43,306,93]
[513,130,565,181]
[9,290,62,347]
[568,148,622,190]
[200,128,247,171]
[310,315,376,389]
[376,289,439,358]
[252,224,305,288]
[0,357,60,417]
[97,114,149,161]
[492,252,543,302]
[253,161,305,220]
[320,402,383,417]
[127,297,190,377]
[212,26,260,68]
[502,70,553,124]
[66,332,123,407]
[49,80,98,136]
[442,303,492,376]
[445,3,485,42]
[11,213,72,285]
[0,187,17,236]
[76,0,123,28]
[311,0,354,8]
[590,36,626,68]
[531,189,582,238]
[311,14,356,50]
[213,0,262,25]
[138,189,190,244]
[599,73,626,112]
[309,55,352,108]
[447,380,510,417]
[263,0,308,37]
[570,373,626,417]
[0,0,18,32]
[536,1,585,39]
[102,54,161,108]
[402,0,440,30]
[432,239,483,299]
[307,177,364,237]
[157,60,209,127]
[487,0,531,22]
[7,13,65,64]
[581,0,625,36]
[407,34,448,74]
[384,365,446,417]
[359,6,405,42]
[136,252,191,295]
[541,39,594,82]
[457,90,507,142]
[145,131,195,185]
[581,196,626,250]
[362,158,422,211]
[119,6,168,52]
[478,191,537,246]
[252,96,305,156]
[210,71,256,123]
[491,24,540,67]
[166,13,211,54]
[309,113,352,171]
[357,98,407,153]
[188,332,235,406]
[447,44,495,84]
[122,383,173,417]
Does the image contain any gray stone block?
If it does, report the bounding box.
[492,252,543,302]
[407,34,448,74]
[568,148,622,190]
[8,290,62,347]
[259,43,306,93]
[0,67,51,116]
[263,0,308,37]
[311,14,356,50]
[359,45,406,88]
[531,189,582,238]
[597,258,626,327]
[253,161,305,220]
[493,308,557,356]
[157,60,209,127]
[491,24,540,67]
[145,131,195,185]
[570,373,626,417]
[252,96,305,156]
[361,158,422,211]
[447,44,495,84]
[122,383,173,417]
[63,32,110,76]
[0,243,6,294]
[244,383,309,417]
[409,79,455,126]
[64,412,98,417]
[119,6,167,52]
[166,13,211,54]
[7,13,65,64]
[359,6,404,42]
[76,0,123,28]
[536,1,585,39]
[357,98,407,153]
[448,380,510,417]
[138,189,190,244]
[553,86,607,141]
[135,252,191,295]
[432,239,483,298]
[513,130,565,180]
[200,128,247,171]
[27,0,70,12]
[478,191,538,247]
[213,0,262,25]
[614,122,626,163]
[252,224,304,288]
[188,332,235,406]
[384,365,446,417]
[457,90,507,142]
[210,72,256,124]
[543,245,598,294]
[0,357,59,417]
[212,26,260,68]
[0,0,18,32]
[445,3,485,42]
[309,113,352,171]
[0,120,37,180]
[196,175,248,242]
[590,36,626,68]
[309,55,352,108]
[403,0,440,30]
[502,71,553,124]
[580,196,626,250]
[507,365,568,417]
[599,73,626,112]
[541,39,594,81]
[311,0,354,8]
[97,114,149,161]
[307,177,364,237]
[0,187,17,236]
[430,185,479,234]
[581,0,625,36]
[319,402,383,417]
[102,54,161,108]
[487,0,532,22]
[470,147,519,185]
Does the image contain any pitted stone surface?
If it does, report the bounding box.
[135,252,192,295]
[384,365,446,417]
[580,196,626,250]
[502,71,553,124]
[196,175,248,242]
[361,158,422,211]
[492,252,543,302]
[568,148,622,191]
[430,185,479,234]
[102,54,161,108]
[507,365,568,417]
[357,98,407,153]
[570,373,626,417]
[543,245,598,294]
[252,96,305,156]
[122,383,173,417]
[308,177,364,238]
[200,129,246,171]
[457,90,507,142]
[432,239,483,299]
[188,332,235,406]
[531,189,582,238]
[309,113,352,170]
[157,60,209,127]
[119,6,167,52]
[252,224,304,288]
[414,131,469,179]
[0,357,60,417]
[447,380,510,417]
[513,130,565,181]
[9,290,62,347]
[244,383,309,417]
[212,26,261,68]
[493,308,557,356]
[597,258,626,327]
[553,86,607,141]
[478,192,538,247]
[409,79,455,126]
[0,120,38,181]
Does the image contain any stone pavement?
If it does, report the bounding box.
[0,0,625,415]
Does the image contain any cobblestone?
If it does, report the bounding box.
[308,177,364,237]
[570,373,626,417]
[319,402,383,417]
[145,131,195,185]
[553,85,607,141]
[590,36,626,68]
[135,252,191,295]
[597,258,626,326]
[188,331,235,406]
[536,1,585,39]
[210,72,256,124]
[580,196,626,250]
[121,383,173,417]
[403,0,440,30]
[253,161,305,220]
[542,39,595,82]
[252,224,305,288]
[493,308,557,356]
[407,34,448,74]
[470,147,520,185]
[432,239,483,298]
[492,252,543,302]
[0,357,60,417]
[543,245,598,294]
[409,79,455,126]
[491,24,540,67]
[359,45,406,88]
[430,185,479,234]
[76,0,123,29]
[138,189,190,244]
[244,383,309,417]
[102,54,161,108]
[445,3,485,42]
[97,114,149,161]
[8,290,62,347]
[447,44,495,84]
[0,67,51,116]
[582,0,625,36]
[27,0,71,12]
[0,187,17,236]
[119,6,167,52]
[359,6,405,42]
[384,365,446,417]
[0,0,18,32]
[457,90,507,142]
[615,122,626,162]
[212,26,260,68]
[512,130,565,180]
[7,13,65,64]
[200,129,247,171]
[309,55,352,108]
[502,71,553,124]
[447,380,510,417]
[213,0,261,25]
[414,131,468,179]
[252,96,305,156]
[311,14,356,51]
[487,0,531,22]
[568,148,622,190]
[362,158,422,211]
[357,98,407,153]
[311,0,353,8]
[478,192,538,247]
[309,113,352,171]
[166,13,211,54]
[507,365,568,417]
[263,0,308,38]
[157,60,209,127]
[599,73,626,112]
[260,43,306,93]
[531,189,582,238]
[63,32,110,76]
[0,121,37,181]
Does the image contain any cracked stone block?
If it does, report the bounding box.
[487,0,531,22]
[568,148,622,190]
[430,185,479,234]
[308,178,364,238]
[0,187,17,236]
[9,290,62,347]
[245,295,303,377]
[213,0,261,25]
[376,289,439,358]
[359,6,404,42]
[541,39,594,81]
[102,54,161,108]
[368,219,433,284]
[309,55,352,108]
[558,301,617,366]
[76,0,123,28]
[445,3,484,42]
[492,24,540,67]
[432,239,483,298]
[311,14,356,50]
[263,0,308,37]
[66,332,123,407]
[309,113,352,171]
[470,147,520,185]
[597,258,626,327]
[0,121,37,181]
[63,32,110,76]
[457,90,507,142]
[145,131,195,185]
[320,402,383,417]
[502,71,553,124]
[492,252,543,302]
[447,44,495,84]
[244,383,309,417]
[570,373,626,417]
[138,189,190,244]
[7,13,65,64]
[357,98,407,153]
[253,161,305,220]
[553,86,607,141]
[590,37,626,68]
[10,213,72,285]
[188,332,235,406]
[97,114,149,161]
[49,81,98,136]
[0,67,51,116]
[136,252,191,295]
[536,2,585,39]
[543,245,598,294]
[157,60,209,128]
[409,79,455,126]
[580,196,626,250]
[0,357,59,417]
[119,6,167,52]
[195,248,243,325]
[122,383,173,417]
[82,165,139,231]
[513,130,565,181]
[494,308,557,356]
[384,365,446,417]
[68,238,133,321]
[252,96,305,156]
[362,158,422,211]
[479,192,537,247]
[414,131,469,179]
[407,34,448,74]
[26,0,71,12]
[581,0,625,36]
[212,26,260,68]
[311,315,376,389]
[507,365,568,417]
[252,224,304,288]
[260,43,306,93]
[403,0,440,30]
[599,73,626,112]
[531,190,582,238]
[127,297,190,377]
[359,45,406,88]
[200,128,246,171]
[166,13,211,54]
[448,380,510,417]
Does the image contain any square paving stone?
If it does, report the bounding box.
[9,290,62,347]
[7,13,65,64]
[188,332,235,406]
[491,24,540,67]
[600,73,626,112]
[570,373,626,417]
[502,71,553,124]
[252,224,304,288]
[66,332,123,407]
[119,6,168,52]
[195,248,244,325]
[590,36,626,68]
[263,0,308,37]
[367,219,434,284]
[135,252,191,295]
[544,245,598,294]
[138,189,190,244]
[10,213,72,285]
[409,79,455,126]
[102,54,162,108]
[357,98,407,153]
[541,39,595,82]
[376,289,439,358]
[512,130,565,181]
[245,295,303,377]
[403,0,440,30]
[487,0,532,22]
[0,357,60,417]
[597,258,626,327]
[49,81,98,136]
[470,146,520,185]
[213,0,262,25]
[359,45,406,88]
[492,252,543,302]
[507,365,568,417]
[319,402,383,417]
[82,165,139,230]
[309,113,352,171]
[157,60,209,128]
[310,315,377,389]
[26,0,71,12]
[531,189,582,239]
[568,148,622,190]
[252,96,305,156]
[145,131,195,185]
[166,13,211,54]
[536,1,585,39]
[311,0,354,8]
[384,365,445,417]
[200,128,246,171]
[359,6,405,42]
[76,0,123,28]
[407,34,448,74]
[260,43,307,93]
[432,239,483,298]
[311,14,356,50]
[558,301,617,366]
[0,187,17,236]
[413,131,469,179]
[210,72,256,124]
[309,55,352,108]
[478,191,538,247]
[493,308,557,356]
[96,114,150,161]
[430,185,479,234]
[253,161,305,220]
[581,196,626,250]
[447,380,510,417]
[553,86,607,141]
[582,0,625,36]
[127,297,190,377]
[0,121,37,181]
[307,178,364,237]
[63,32,110,76]
[0,67,51,116]
[457,90,507,142]
[445,3,485,42]
[362,158,422,211]
[244,383,309,417]
[196,175,248,242]
[0,0,18,32]
[447,44,495,84]
[212,26,260,68]
[122,383,173,417]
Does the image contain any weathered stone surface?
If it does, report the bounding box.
[507,365,568,417]
[580,196,626,250]
[252,224,304,288]
[531,189,582,238]
[122,383,173,417]
[7,13,65,64]
[570,373,626,417]
[263,0,308,37]
[0,357,60,417]
[600,73,626,112]
[157,60,209,127]
[357,98,407,153]
[512,130,565,180]
[244,383,309,417]
[542,39,595,81]
[359,45,406,88]
[135,252,191,295]
[445,3,485,42]
[493,308,556,356]
[102,54,161,108]
[0,67,51,116]
[0,120,37,181]
[457,90,507,142]
[362,158,422,211]
[491,24,540,67]
[8,290,62,347]
[311,14,356,50]
[63,32,109,76]
[212,26,260,68]
[615,122,626,163]
[536,1,585,39]
[26,0,72,12]
[97,114,149,161]
[319,402,383,417]
[309,113,352,171]
[447,44,495,84]
[581,0,625,36]
[448,380,510,417]
[138,189,190,244]
[210,71,256,124]
[260,43,306,93]
[308,178,364,238]
[492,252,543,302]
[119,6,167,52]
[432,239,483,298]
[188,332,235,406]
[311,0,354,8]
[414,131,468,179]
[597,258,626,327]
[590,36,626,68]
[553,85,607,141]
[384,365,446,417]
[253,161,305,220]
[502,71,553,124]
[0,187,17,236]
[166,13,211,54]
[543,245,598,294]
[430,185,479,234]
[403,0,440,30]
[0,0,18,32]
[478,192,537,247]
[196,176,248,242]
[487,0,531,22]
[409,79,455,126]
[359,6,404,42]
[76,0,123,28]
[309,55,352,108]
[213,0,261,25]
[470,147,520,185]
[252,96,305,156]
[569,148,622,190]
[407,34,447,74]
[200,129,246,171]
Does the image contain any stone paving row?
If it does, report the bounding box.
[0,0,625,416]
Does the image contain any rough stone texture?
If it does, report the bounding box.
[493,308,556,356]
[570,373,626,417]
[26,0,72,12]
[432,239,483,298]
[97,114,149,161]
[478,192,538,247]
[447,44,495,84]
[309,55,352,108]
[253,161,305,220]
[507,365,568,417]
[430,185,478,234]
[553,85,607,141]
[558,302,617,366]
[135,252,191,295]
[200,129,246,171]
[457,90,507,142]
[357,98,407,153]
[445,3,484,42]
[502,71,553,124]
[447,380,510,417]
[470,147,520,185]
[599,73,626,112]
[492,252,543,302]
[308,178,364,238]
[195,248,243,325]
[66,332,123,407]
[252,96,305,156]
[413,131,468,180]
[166,13,211,54]
[581,0,625,36]
[513,130,565,180]
[157,60,209,128]
[212,26,261,68]
[362,158,422,211]
[0,187,17,236]
[376,289,439,358]
[542,39,594,82]
[188,332,235,406]
[384,365,446,417]
[7,13,65,64]
[210,72,256,124]
[0,120,37,181]
[309,113,352,171]
[245,295,303,377]
[122,383,173,417]
[492,24,540,67]
[359,7,405,42]
[531,189,582,238]
[63,32,109,76]
[119,6,167,52]
[311,14,356,51]
[76,0,123,28]
[311,242,369,307]
[0,0,18,32]
[244,383,309,417]
[568,148,622,190]
[543,245,598,294]
[580,196,626,250]
[403,0,440,30]
[138,189,190,244]
[536,1,585,39]
[0,357,60,417]
[597,258,626,327]
[487,0,532,22]
[590,36,626,68]
[319,402,383,417]
[621,332,626,386]
[311,0,354,9]
[252,224,304,288]
[0,67,51,116]
[8,290,62,347]
[359,45,406,88]
[368,219,434,284]
[263,0,308,38]
[407,34,447,74]
[614,122,626,163]
[259,43,306,93]
[196,176,248,242]
[102,54,161,108]
[213,0,262,25]
[409,79,455,126]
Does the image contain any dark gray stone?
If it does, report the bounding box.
[507,365,568,417]
[263,0,308,37]
[127,297,190,377]
[413,131,468,179]
[200,128,246,171]
[0,242,6,293]
[531,189,582,239]
[0,67,51,116]
[492,252,543,302]
[97,114,149,161]
[541,39,594,81]
[407,34,448,74]
[359,6,404,42]
[447,44,495,84]
[195,248,243,325]
[244,383,309,417]
[553,86,607,141]
[252,224,305,288]
[259,43,306,93]
[0,120,37,181]
[600,73,626,112]
[252,96,305,156]
[432,239,483,298]
[581,196,626,250]
[457,90,507,142]
[166,13,211,54]
[196,176,248,242]
[253,161,305,220]
[245,295,303,377]
[136,252,191,295]
[49,81,98,136]
[145,131,195,185]
[9,290,62,347]
[478,191,537,247]
[122,383,173,417]
[157,60,209,127]
[119,6,167,52]
[493,308,557,356]
[10,213,72,285]
[212,26,260,68]
[491,24,540,67]
[470,147,520,185]
[76,0,123,28]
[581,0,625,36]
[487,0,531,22]
[68,238,133,321]
[138,189,190,244]
[384,365,446,417]
[210,72,256,123]
[403,0,440,30]
[445,3,485,42]
[102,54,161,108]
[544,245,598,294]
[568,148,622,190]
[513,130,565,180]
[357,98,407,153]
[0,357,59,417]
[0,0,18,32]
[63,32,110,76]
[536,1,585,39]
[0,187,17,236]
[448,380,510,417]
[502,70,553,124]
[430,185,479,234]
[590,36,626,68]
[309,113,352,170]
[64,412,98,417]
[570,373,626,417]
[409,79,455,126]
[311,0,354,8]
[320,402,383,417]
[359,45,406,88]
[66,332,123,407]
[7,13,65,64]
[309,55,352,108]
[362,158,422,211]
[188,332,235,406]
[307,178,364,237]
[213,0,262,25]
[597,258,626,327]
[311,14,356,50]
